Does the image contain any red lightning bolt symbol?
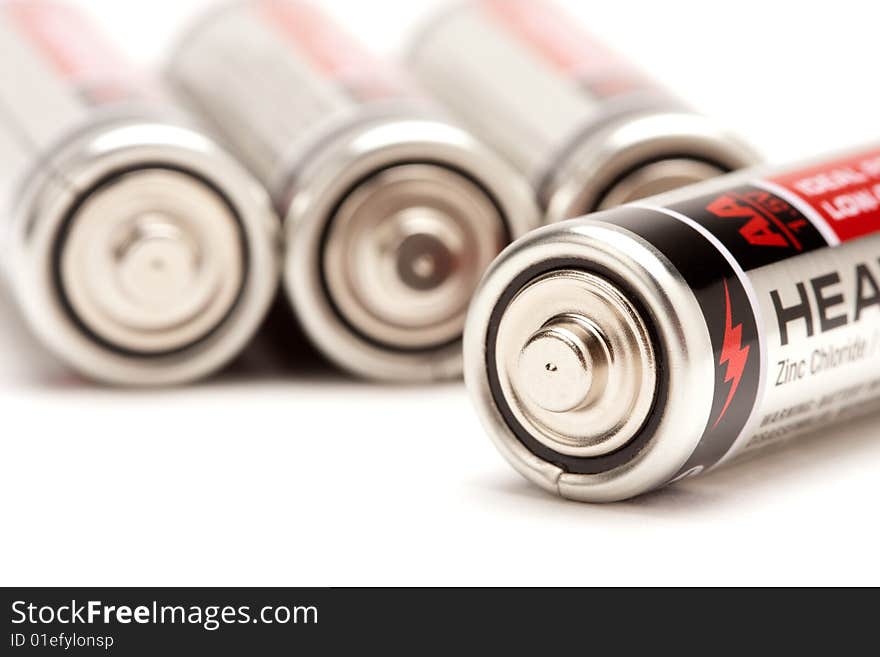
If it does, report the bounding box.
[713,280,750,429]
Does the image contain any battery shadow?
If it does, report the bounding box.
[479,470,727,517]
[669,408,880,503]
[219,295,346,384]
[481,409,880,517]
[0,286,397,389]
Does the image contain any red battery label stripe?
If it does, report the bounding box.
[767,148,880,244]
[4,1,127,84]
[479,0,654,98]
[256,0,411,101]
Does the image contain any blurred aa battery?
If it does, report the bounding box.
[467,144,880,502]
[166,0,539,382]
[0,0,280,386]
[408,0,760,222]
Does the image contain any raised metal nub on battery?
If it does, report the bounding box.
[598,158,727,210]
[323,164,506,351]
[517,314,610,414]
[496,270,657,458]
[59,169,245,355]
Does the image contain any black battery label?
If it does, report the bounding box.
[648,146,880,476]
[668,185,831,270]
[607,208,763,477]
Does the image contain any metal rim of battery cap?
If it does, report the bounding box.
[10,119,280,386]
[543,112,761,222]
[463,218,716,502]
[284,115,540,382]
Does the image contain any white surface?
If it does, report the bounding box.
[2,0,879,586]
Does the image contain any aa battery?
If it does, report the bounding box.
[466,144,880,502]
[166,0,539,382]
[408,0,760,222]
[0,0,280,386]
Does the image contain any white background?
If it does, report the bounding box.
[2,0,879,586]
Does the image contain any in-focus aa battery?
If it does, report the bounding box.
[466,144,880,502]
[166,0,540,382]
[408,0,760,222]
[0,0,280,386]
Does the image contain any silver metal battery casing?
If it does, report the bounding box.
[0,1,280,386]
[467,145,880,502]
[166,0,539,382]
[408,0,760,222]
